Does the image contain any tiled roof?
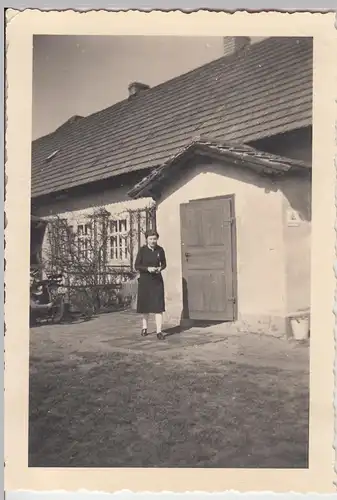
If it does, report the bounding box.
[31,36,312,199]
[128,138,311,199]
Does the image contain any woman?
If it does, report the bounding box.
[135,229,167,340]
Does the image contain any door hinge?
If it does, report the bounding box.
[228,296,236,304]
[225,217,235,225]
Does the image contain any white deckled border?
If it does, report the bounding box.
[4,8,337,494]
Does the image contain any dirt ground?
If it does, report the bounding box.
[29,310,309,468]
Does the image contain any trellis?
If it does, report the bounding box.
[43,205,156,314]
[46,206,156,274]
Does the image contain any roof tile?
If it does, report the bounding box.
[32,36,312,198]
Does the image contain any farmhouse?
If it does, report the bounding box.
[31,36,312,334]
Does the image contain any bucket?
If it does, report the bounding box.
[290,315,310,341]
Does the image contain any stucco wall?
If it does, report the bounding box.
[251,128,312,321]
[280,176,311,315]
[156,162,287,334]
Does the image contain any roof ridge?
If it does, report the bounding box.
[31,36,312,197]
[70,36,291,122]
[33,36,301,143]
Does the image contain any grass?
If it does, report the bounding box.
[29,348,309,468]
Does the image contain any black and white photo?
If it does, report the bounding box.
[29,34,312,469]
[4,9,336,494]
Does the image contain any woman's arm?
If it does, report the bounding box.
[159,247,167,271]
[135,247,149,272]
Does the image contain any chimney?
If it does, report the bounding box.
[223,37,251,57]
[128,81,150,98]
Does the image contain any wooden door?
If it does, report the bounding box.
[180,196,237,321]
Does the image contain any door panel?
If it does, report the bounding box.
[180,196,236,321]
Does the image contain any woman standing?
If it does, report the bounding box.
[135,230,167,340]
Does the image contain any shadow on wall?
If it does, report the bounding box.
[157,158,282,206]
[279,174,311,222]
[157,157,312,224]
[249,127,312,222]
[250,127,312,165]
[31,170,152,217]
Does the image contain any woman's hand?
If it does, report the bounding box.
[148,266,162,273]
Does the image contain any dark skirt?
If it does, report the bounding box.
[137,272,165,314]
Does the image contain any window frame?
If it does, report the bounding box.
[107,215,130,265]
[77,222,93,261]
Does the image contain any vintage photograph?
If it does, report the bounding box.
[28,34,312,469]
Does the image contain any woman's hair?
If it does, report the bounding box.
[145,229,159,239]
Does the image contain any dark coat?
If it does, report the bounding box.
[135,244,167,314]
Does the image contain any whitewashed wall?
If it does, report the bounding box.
[157,162,288,335]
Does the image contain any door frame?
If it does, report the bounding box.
[180,193,238,322]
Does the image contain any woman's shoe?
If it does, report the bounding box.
[141,329,148,337]
[157,332,165,340]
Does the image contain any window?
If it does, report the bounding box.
[108,217,129,262]
[77,223,92,260]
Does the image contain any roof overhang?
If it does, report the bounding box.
[128,138,311,200]
[31,215,48,224]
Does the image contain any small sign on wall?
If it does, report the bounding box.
[287,208,301,227]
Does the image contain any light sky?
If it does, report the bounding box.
[32,36,225,140]
[32,36,267,140]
